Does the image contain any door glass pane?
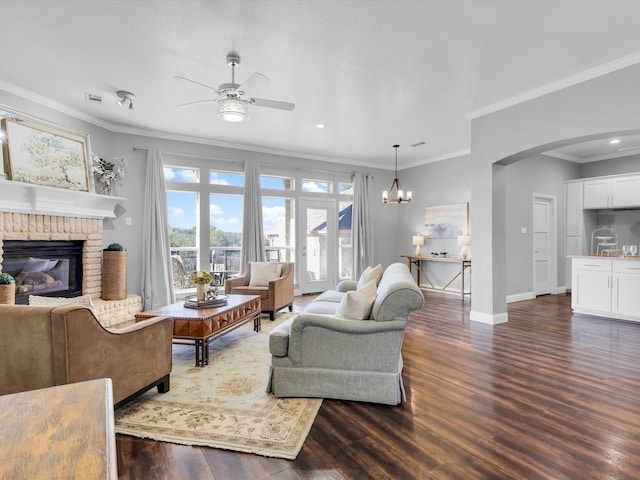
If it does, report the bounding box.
[166,191,198,290]
[338,201,352,279]
[210,194,243,276]
[263,197,295,263]
[306,207,328,282]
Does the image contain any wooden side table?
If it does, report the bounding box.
[0,378,117,479]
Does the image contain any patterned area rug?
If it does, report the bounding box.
[115,313,322,460]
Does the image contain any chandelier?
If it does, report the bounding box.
[382,144,412,204]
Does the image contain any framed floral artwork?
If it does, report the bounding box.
[2,117,91,192]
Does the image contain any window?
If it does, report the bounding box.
[166,190,198,289]
[210,193,243,274]
[339,182,353,194]
[263,196,295,263]
[164,166,199,183]
[210,170,244,186]
[302,179,331,193]
[261,175,294,190]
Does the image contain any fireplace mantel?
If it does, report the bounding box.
[0,179,124,219]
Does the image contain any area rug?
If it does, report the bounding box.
[115,313,322,460]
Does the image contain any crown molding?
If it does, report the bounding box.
[467,52,640,120]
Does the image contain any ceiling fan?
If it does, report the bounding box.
[174,53,295,122]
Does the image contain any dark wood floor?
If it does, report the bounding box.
[116,292,640,479]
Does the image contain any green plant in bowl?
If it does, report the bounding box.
[104,243,125,251]
[0,273,15,284]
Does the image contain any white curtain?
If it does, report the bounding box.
[141,148,174,310]
[352,172,374,278]
[240,160,265,270]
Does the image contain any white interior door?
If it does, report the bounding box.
[298,198,336,294]
[534,196,554,296]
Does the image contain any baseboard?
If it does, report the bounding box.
[506,292,535,303]
[470,310,508,325]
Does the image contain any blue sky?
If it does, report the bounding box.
[164,168,338,237]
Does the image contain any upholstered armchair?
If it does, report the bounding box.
[0,304,173,408]
[225,262,294,320]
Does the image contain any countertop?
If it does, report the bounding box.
[568,254,640,261]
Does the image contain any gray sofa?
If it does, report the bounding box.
[266,262,424,405]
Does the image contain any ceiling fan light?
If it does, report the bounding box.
[217,98,248,122]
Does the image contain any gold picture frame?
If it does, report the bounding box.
[2,117,91,192]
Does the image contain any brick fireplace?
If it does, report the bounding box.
[0,212,103,297]
[0,180,141,326]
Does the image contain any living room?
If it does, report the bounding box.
[3,1,640,478]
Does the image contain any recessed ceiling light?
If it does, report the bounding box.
[316,123,325,129]
[610,139,621,144]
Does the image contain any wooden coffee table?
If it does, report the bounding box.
[135,294,261,367]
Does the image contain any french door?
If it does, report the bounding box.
[298,198,337,294]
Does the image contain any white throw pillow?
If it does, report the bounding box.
[357,279,377,301]
[336,290,375,320]
[249,262,279,286]
[29,294,98,318]
[357,264,383,289]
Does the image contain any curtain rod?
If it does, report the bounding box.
[132,147,242,162]
[132,147,370,178]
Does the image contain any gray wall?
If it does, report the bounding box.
[470,63,640,323]
[579,153,640,178]
[504,155,579,297]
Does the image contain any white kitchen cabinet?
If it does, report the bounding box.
[565,182,586,290]
[565,237,583,290]
[583,175,640,209]
[612,175,640,208]
[572,258,612,313]
[612,261,640,317]
[571,257,640,322]
[565,181,584,235]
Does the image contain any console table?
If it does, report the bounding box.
[402,255,471,300]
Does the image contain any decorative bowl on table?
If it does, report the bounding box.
[184,290,228,309]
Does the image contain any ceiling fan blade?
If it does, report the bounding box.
[237,72,270,90]
[173,76,220,94]
[177,98,218,107]
[250,98,295,111]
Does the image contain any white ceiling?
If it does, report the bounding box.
[2,0,640,170]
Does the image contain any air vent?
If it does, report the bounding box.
[410,141,427,147]
[85,93,103,104]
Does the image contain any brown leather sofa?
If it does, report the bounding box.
[225,262,294,320]
[0,304,173,408]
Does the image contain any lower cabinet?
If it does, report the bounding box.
[572,257,640,322]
